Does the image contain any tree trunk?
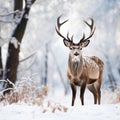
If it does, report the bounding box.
[0,47,3,79]
[4,0,36,93]
[44,43,48,86]
[106,57,117,91]
[14,0,23,18]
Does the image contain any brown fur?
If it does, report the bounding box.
[67,55,104,106]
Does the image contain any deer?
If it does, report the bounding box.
[55,16,104,106]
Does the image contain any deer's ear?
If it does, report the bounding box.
[63,39,71,47]
[81,40,90,48]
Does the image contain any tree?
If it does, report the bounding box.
[44,43,48,86]
[14,0,23,18]
[0,47,3,79]
[3,0,36,93]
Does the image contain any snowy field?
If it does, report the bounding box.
[0,103,120,120]
[0,89,120,120]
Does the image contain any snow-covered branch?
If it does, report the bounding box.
[0,79,16,95]
[6,79,16,88]
[0,10,21,17]
[19,51,37,62]
[0,88,13,94]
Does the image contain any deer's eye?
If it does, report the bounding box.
[78,46,82,50]
[79,47,82,50]
[70,46,73,50]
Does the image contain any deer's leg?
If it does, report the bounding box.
[80,83,86,105]
[87,84,97,104]
[97,87,101,104]
[94,81,101,105]
[70,83,76,106]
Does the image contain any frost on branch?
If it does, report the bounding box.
[10,37,20,49]
[24,14,29,19]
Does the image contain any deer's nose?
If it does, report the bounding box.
[74,52,79,56]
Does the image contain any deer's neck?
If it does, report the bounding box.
[68,55,83,77]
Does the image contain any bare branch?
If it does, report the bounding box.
[0,20,15,23]
[19,51,37,62]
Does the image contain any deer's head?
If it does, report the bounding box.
[55,16,96,63]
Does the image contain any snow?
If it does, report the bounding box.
[0,102,120,120]
[10,37,20,49]
[0,90,120,120]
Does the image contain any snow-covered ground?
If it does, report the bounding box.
[0,89,120,120]
[0,103,120,120]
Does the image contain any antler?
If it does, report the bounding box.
[55,15,73,43]
[79,18,96,44]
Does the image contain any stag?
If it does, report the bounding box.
[55,16,104,106]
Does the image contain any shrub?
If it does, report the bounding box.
[0,78,67,113]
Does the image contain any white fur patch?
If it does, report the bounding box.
[72,56,80,63]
